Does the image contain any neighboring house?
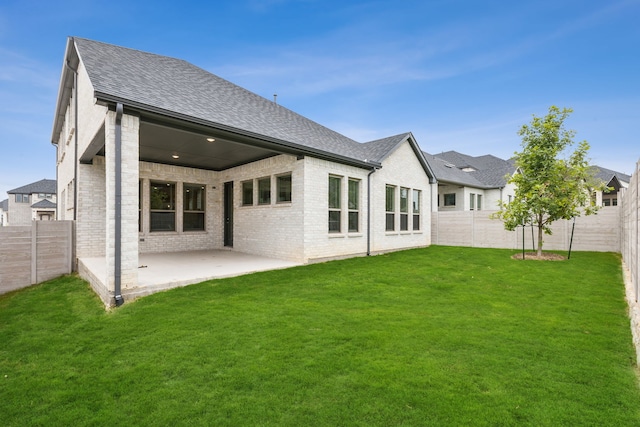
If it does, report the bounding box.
[5,179,57,225]
[591,165,631,207]
[0,199,7,226]
[51,37,437,305]
[423,151,516,211]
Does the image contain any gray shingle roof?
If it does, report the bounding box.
[590,165,631,185]
[71,37,375,164]
[31,199,57,209]
[362,133,412,163]
[8,179,56,195]
[424,151,516,189]
[0,199,7,211]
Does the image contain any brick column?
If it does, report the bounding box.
[105,110,139,300]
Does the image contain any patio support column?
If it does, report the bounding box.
[104,105,140,306]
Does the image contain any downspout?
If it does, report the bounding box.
[114,103,124,306]
[367,167,377,256]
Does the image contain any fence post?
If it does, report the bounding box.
[31,221,37,285]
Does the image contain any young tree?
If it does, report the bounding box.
[493,106,603,256]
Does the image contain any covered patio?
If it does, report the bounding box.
[79,250,301,303]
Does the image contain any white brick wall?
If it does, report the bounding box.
[302,157,370,261]
[139,162,220,253]
[370,141,431,253]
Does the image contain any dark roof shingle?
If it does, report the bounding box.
[8,179,56,195]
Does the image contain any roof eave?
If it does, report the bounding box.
[51,37,80,145]
[95,92,381,170]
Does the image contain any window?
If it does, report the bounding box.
[242,180,253,206]
[444,193,456,207]
[150,181,176,232]
[385,185,395,231]
[183,184,205,231]
[477,194,482,210]
[412,189,421,231]
[328,176,342,233]
[348,179,359,232]
[258,177,271,205]
[15,194,29,203]
[470,193,476,210]
[400,187,409,231]
[508,195,512,204]
[603,199,611,206]
[613,198,618,206]
[277,174,292,203]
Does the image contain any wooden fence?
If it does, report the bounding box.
[0,221,74,295]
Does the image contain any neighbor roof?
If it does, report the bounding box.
[53,37,422,170]
[8,179,56,195]
[31,199,57,209]
[590,165,631,185]
[0,199,7,211]
[424,151,516,189]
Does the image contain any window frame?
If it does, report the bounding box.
[276,174,292,204]
[412,189,421,231]
[241,180,254,206]
[444,193,456,207]
[348,178,360,233]
[400,187,409,231]
[150,180,176,232]
[257,177,271,205]
[385,185,396,231]
[183,183,206,232]
[328,175,342,233]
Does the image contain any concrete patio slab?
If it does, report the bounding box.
[78,250,301,303]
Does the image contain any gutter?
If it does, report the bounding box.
[114,103,124,306]
[367,167,378,256]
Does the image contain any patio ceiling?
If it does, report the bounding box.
[81,112,286,171]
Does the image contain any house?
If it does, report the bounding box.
[423,151,516,211]
[0,199,7,226]
[4,179,57,226]
[591,165,631,207]
[51,37,437,306]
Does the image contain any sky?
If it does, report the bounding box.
[1,0,639,198]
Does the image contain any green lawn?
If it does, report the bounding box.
[1,246,639,426]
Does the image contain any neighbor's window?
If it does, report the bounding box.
[412,189,421,231]
[242,180,253,206]
[385,185,395,231]
[477,194,482,210]
[277,174,292,203]
[348,178,359,232]
[15,194,29,203]
[470,193,476,210]
[183,184,205,231]
[328,175,342,233]
[150,181,176,231]
[400,187,409,231]
[258,177,271,205]
[444,193,456,207]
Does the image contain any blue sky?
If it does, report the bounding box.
[1,0,639,198]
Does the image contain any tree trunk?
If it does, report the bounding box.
[537,217,544,256]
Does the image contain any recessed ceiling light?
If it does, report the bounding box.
[172,154,180,159]
[206,137,215,142]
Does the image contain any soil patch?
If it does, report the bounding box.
[511,252,566,261]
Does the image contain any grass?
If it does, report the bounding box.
[1,246,639,426]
